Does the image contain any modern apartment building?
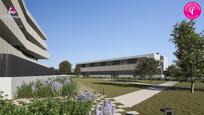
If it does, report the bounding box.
[0,0,53,77]
[77,53,168,77]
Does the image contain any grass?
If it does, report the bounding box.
[73,78,167,98]
[130,90,204,115]
[128,82,204,115]
[110,79,167,85]
[74,78,204,114]
[73,78,142,97]
[131,79,166,85]
[175,81,204,89]
[74,78,166,98]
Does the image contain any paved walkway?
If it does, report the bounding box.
[113,81,178,107]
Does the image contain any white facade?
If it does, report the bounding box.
[77,53,168,76]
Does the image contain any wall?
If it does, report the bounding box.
[11,75,56,98]
[0,77,12,99]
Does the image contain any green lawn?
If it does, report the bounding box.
[73,78,141,97]
[73,78,167,98]
[130,90,204,115]
[131,80,166,85]
[128,82,204,115]
[112,79,166,84]
[74,78,204,114]
[175,81,204,89]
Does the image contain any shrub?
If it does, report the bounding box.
[0,98,91,115]
[16,77,77,98]
[16,82,33,98]
[77,91,94,102]
[61,82,76,98]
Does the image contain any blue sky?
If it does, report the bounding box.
[25,0,204,68]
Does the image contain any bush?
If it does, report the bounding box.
[33,80,54,97]
[77,91,94,102]
[0,98,91,115]
[16,77,77,98]
[16,82,33,98]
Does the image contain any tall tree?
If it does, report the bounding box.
[136,58,160,84]
[170,20,204,93]
[59,60,72,74]
[74,66,81,77]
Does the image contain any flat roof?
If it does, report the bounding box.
[77,53,159,65]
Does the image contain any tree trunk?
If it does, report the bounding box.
[191,77,195,93]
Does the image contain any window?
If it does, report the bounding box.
[86,64,90,67]
[120,60,127,65]
[127,58,137,64]
[112,60,120,65]
[100,62,106,66]
[90,63,95,67]
[81,64,86,68]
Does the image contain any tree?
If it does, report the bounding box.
[49,67,56,75]
[83,72,90,78]
[59,60,72,74]
[49,67,55,71]
[170,20,204,93]
[74,66,81,77]
[165,65,181,79]
[136,58,160,84]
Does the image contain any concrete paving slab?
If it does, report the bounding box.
[114,81,178,107]
[117,105,129,108]
[114,113,122,115]
[126,111,140,115]
[115,108,125,112]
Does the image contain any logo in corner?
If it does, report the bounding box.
[8,6,17,15]
[184,2,202,20]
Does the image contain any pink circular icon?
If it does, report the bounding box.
[8,6,17,15]
[184,2,202,20]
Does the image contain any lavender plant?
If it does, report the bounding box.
[77,91,94,102]
[94,99,115,115]
[16,77,76,98]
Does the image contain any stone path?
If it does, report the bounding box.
[85,88,139,115]
[113,81,178,107]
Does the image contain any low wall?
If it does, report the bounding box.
[0,77,12,98]
[118,75,134,78]
[0,75,68,99]
[89,75,111,78]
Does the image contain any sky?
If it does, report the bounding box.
[25,0,204,68]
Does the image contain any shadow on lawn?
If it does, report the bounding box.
[93,82,150,89]
[93,82,204,92]
[167,86,204,92]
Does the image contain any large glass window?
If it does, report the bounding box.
[81,64,86,68]
[86,64,90,67]
[112,60,120,65]
[127,58,137,64]
[100,62,106,66]
[95,63,101,67]
[120,60,127,65]
[106,61,113,66]
[90,63,95,67]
